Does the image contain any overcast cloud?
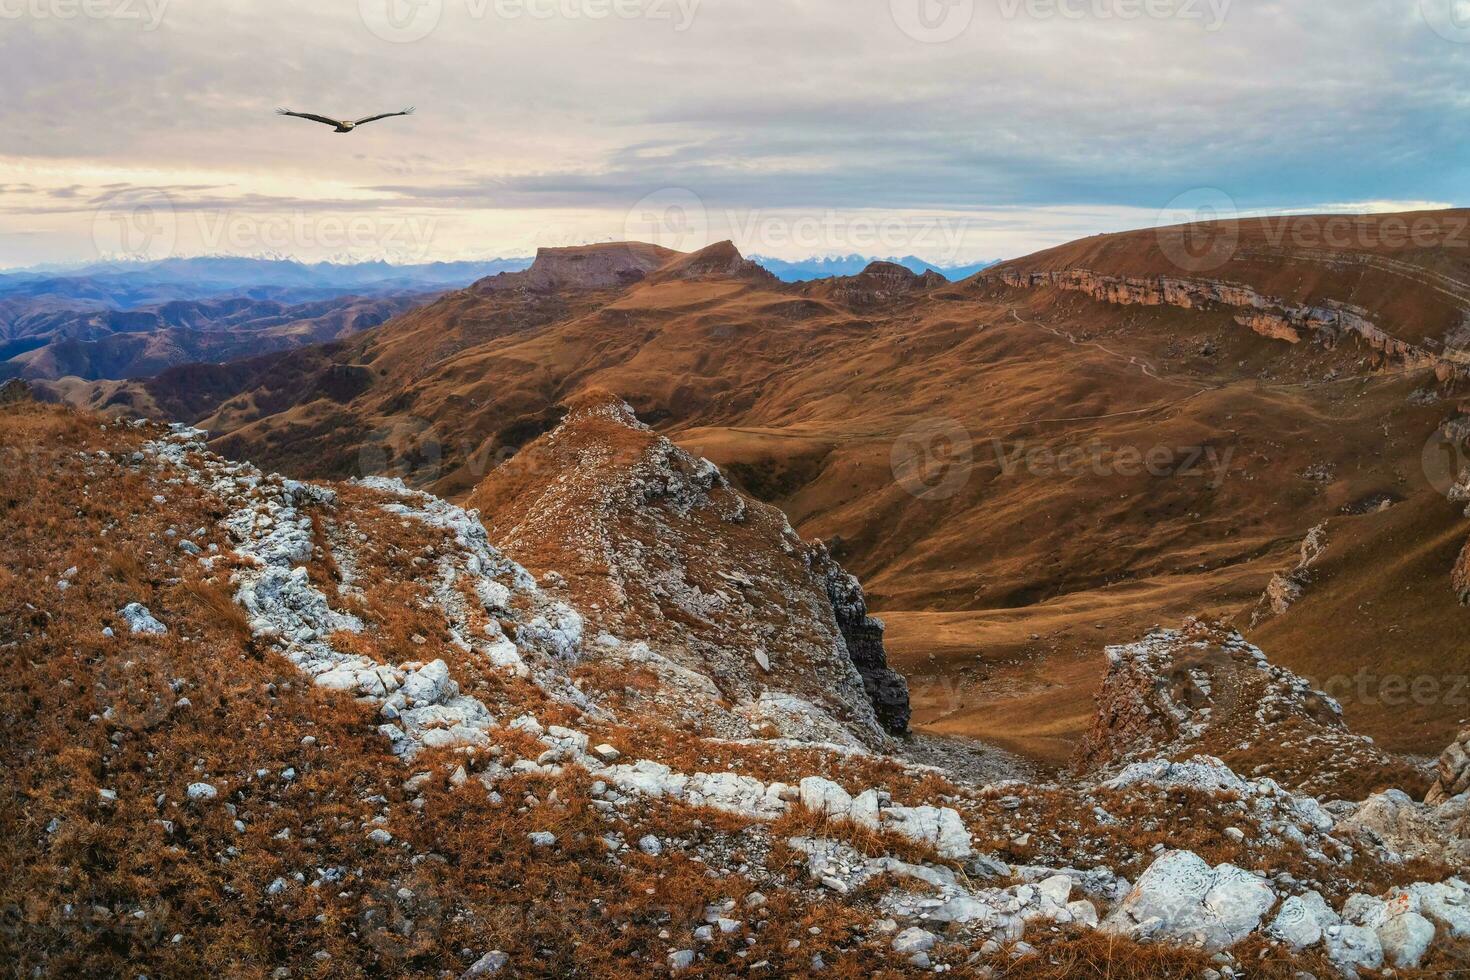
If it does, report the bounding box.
[0,0,1463,266]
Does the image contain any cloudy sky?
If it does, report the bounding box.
[0,0,1465,267]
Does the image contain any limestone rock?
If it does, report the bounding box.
[461,951,509,977]
[119,602,167,635]
[1101,850,1276,952]
[1426,730,1470,805]
[891,927,936,955]
[1269,891,1339,949]
[881,805,973,859]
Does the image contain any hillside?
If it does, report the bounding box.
[7,397,1470,977]
[5,293,425,382]
[49,214,1470,770]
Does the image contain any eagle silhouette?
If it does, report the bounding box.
[275,107,416,133]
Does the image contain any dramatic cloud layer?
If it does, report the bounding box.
[0,0,1463,265]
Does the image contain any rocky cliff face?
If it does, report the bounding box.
[813,544,911,734]
[468,388,910,747]
[995,268,1467,381]
[807,261,947,308]
[477,242,680,293]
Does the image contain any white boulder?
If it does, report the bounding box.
[1101,850,1276,951]
[120,602,167,635]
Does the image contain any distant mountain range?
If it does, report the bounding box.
[0,256,538,311]
[749,254,997,282]
[0,256,536,382]
[0,253,999,382]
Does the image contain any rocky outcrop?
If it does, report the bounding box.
[143,425,590,760]
[994,267,1467,380]
[807,261,947,308]
[479,242,679,293]
[1074,621,1416,797]
[468,388,909,749]
[1251,522,1328,626]
[647,240,777,285]
[814,544,911,734]
[1076,623,1342,771]
[1337,788,1470,867]
[1427,730,1470,805]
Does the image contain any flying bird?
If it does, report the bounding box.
[275,107,416,133]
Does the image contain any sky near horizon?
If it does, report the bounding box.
[0,0,1465,268]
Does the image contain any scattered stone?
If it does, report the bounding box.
[461,950,509,977]
[120,603,167,635]
[892,927,937,955]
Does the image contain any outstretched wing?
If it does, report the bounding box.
[354,107,416,126]
[275,108,343,128]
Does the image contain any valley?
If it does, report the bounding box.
[51,215,1470,770]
